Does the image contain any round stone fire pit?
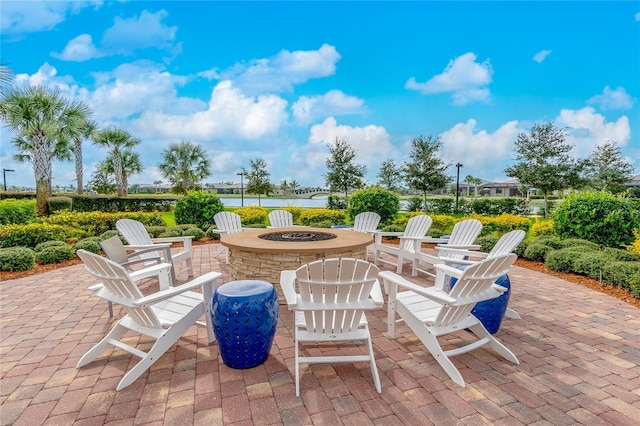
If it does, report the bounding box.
[220,227,373,302]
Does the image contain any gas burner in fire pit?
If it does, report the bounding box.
[259,231,336,242]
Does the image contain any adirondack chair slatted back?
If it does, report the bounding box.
[400,215,433,253]
[214,211,243,233]
[268,210,293,228]
[353,212,381,233]
[447,219,483,246]
[488,230,526,257]
[77,250,163,329]
[116,219,156,261]
[434,254,516,327]
[295,258,379,335]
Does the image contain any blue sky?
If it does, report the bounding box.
[1,1,639,190]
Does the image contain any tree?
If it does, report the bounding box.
[463,175,473,196]
[324,137,366,200]
[0,85,91,216]
[403,135,451,209]
[104,150,143,196]
[88,162,116,194]
[584,140,634,194]
[0,61,14,93]
[505,121,585,217]
[289,179,300,193]
[158,140,211,195]
[471,177,483,197]
[280,179,289,196]
[93,127,140,197]
[243,158,272,206]
[377,159,402,192]
[71,119,97,195]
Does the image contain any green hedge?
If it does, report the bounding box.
[0,246,36,271]
[70,195,177,212]
[299,209,346,226]
[0,199,36,225]
[40,211,165,235]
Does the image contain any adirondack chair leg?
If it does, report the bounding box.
[108,301,114,318]
[295,327,301,396]
[467,323,519,365]
[184,257,194,278]
[387,296,397,338]
[396,253,404,273]
[77,322,129,368]
[504,307,521,319]
[366,332,382,393]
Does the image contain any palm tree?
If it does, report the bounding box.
[471,177,483,197]
[0,61,14,93]
[104,150,143,196]
[71,119,97,194]
[93,127,140,196]
[0,85,91,216]
[464,175,473,197]
[280,179,289,196]
[158,140,211,195]
[289,179,300,194]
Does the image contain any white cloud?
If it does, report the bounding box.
[405,52,493,105]
[292,90,366,125]
[439,119,521,177]
[51,34,102,62]
[222,44,341,95]
[587,86,635,111]
[533,50,552,63]
[51,9,180,61]
[0,1,100,35]
[635,12,640,21]
[557,106,631,158]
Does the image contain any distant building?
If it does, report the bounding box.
[480,179,523,197]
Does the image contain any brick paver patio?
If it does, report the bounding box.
[1,243,639,425]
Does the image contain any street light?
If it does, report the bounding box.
[236,172,244,207]
[3,168,15,192]
[455,163,463,212]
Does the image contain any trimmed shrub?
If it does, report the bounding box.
[34,240,67,252]
[430,215,457,234]
[98,230,127,244]
[630,272,640,298]
[0,199,36,225]
[347,186,400,225]
[476,235,500,253]
[406,197,423,212]
[427,228,444,238]
[47,196,73,213]
[283,207,303,224]
[0,246,36,272]
[235,206,268,225]
[530,219,555,237]
[174,191,224,230]
[514,240,529,257]
[472,213,531,235]
[182,227,205,241]
[602,247,640,262]
[558,239,600,251]
[299,209,346,226]
[523,243,554,262]
[602,261,640,290]
[310,220,334,228]
[553,191,640,248]
[545,248,581,272]
[0,223,69,248]
[206,226,221,240]
[42,211,164,235]
[35,245,75,264]
[380,224,404,234]
[158,228,182,238]
[534,236,564,250]
[72,239,101,254]
[573,252,611,279]
[244,223,267,228]
[145,226,167,238]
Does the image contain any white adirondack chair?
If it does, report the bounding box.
[374,214,433,275]
[280,258,383,396]
[352,212,381,254]
[99,235,171,317]
[379,253,519,387]
[212,211,245,263]
[268,209,294,228]
[413,218,483,277]
[435,229,526,319]
[116,219,194,282]
[75,250,221,391]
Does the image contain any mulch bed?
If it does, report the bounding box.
[2,238,639,309]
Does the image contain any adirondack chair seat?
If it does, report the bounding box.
[212,280,278,369]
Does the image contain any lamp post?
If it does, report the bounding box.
[455,163,463,212]
[3,168,15,192]
[236,172,244,207]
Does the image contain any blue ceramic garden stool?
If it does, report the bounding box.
[450,271,511,335]
[212,280,279,369]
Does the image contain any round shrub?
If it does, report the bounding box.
[299,209,346,226]
[630,272,640,298]
[534,236,564,250]
[523,243,554,262]
[553,191,640,248]
[476,235,500,253]
[573,252,611,279]
[174,191,225,230]
[182,227,205,241]
[603,247,640,262]
[558,239,600,251]
[0,246,36,272]
[427,228,444,238]
[35,245,75,264]
[34,240,67,252]
[545,248,580,272]
[347,186,400,225]
[72,239,101,254]
[235,206,268,226]
[145,226,167,238]
[206,226,221,239]
[602,261,640,290]
[310,220,334,228]
[514,240,529,257]
[158,228,182,238]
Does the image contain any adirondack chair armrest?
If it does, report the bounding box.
[434,263,465,277]
[436,256,475,266]
[370,279,384,307]
[121,256,162,269]
[151,236,193,250]
[128,262,173,283]
[279,270,298,308]
[436,247,489,258]
[135,271,222,307]
[436,244,481,250]
[123,243,172,251]
[379,271,456,305]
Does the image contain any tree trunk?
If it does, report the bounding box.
[543,192,548,218]
[36,179,49,217]
[114,153,124,197]
[75,139,83,195]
